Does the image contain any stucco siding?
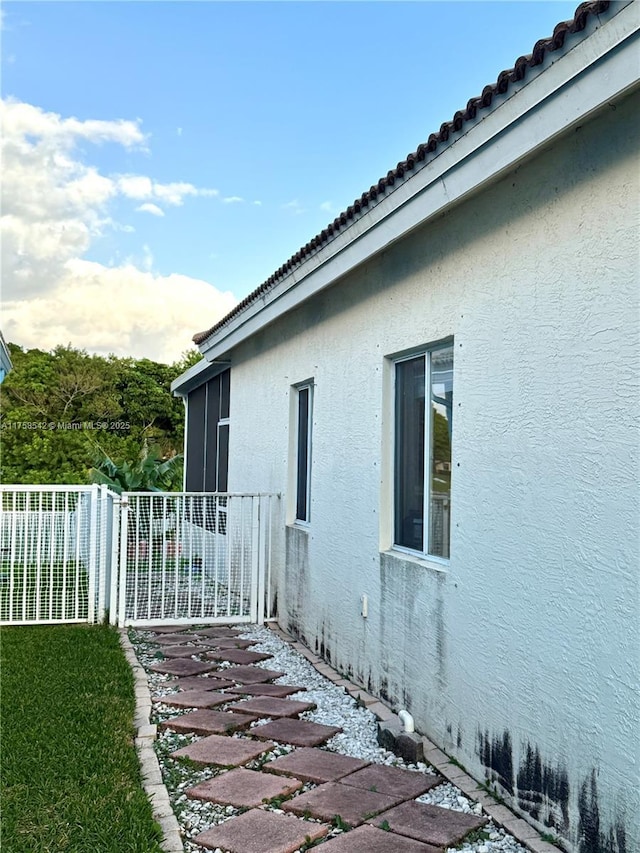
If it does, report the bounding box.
[227,91,639,852]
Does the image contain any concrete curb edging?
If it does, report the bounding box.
[119,629,184,853]
[265,621,560,853]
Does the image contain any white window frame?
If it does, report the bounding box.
[392,341,453,562]
[294,382,313,524]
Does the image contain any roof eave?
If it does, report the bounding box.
[197,1,637,363]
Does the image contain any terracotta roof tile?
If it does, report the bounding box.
[193,1,611,347]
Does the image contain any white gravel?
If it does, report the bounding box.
[129,624,530,853]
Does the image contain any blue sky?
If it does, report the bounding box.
[2,1,579,362]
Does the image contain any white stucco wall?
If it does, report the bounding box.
[225,91,639,853]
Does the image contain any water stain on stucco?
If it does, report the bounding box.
[477,728,514,795]
[578,770,627,853]
[516,743,569,829]
[285,526,309,640]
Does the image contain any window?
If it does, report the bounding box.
[394,343,453,559]
[184,368,230,532]
[185,368,230,492]
[295,383,313,523]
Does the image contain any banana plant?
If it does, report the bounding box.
[89,441,183,494]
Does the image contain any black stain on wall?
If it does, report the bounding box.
[579,770,601,853]
[577,770,627,853]
[477,729,514,795]
[457,726,463,749]
[516,743,569,828]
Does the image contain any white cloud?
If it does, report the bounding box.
[177,127,183,137]
[222,195,243,204]
[117,174,153,199]
[252,200,262,206]
[117,175,219,206]
[319,200,333,213]
[0,97,237,362]
[3,98,146,149]
[3,259,237,364]
[136,202,164,217]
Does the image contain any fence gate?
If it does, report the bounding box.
[116,492,273,627]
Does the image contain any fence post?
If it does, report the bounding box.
[256,496,266,625]
[117,496,129,628]
[96,485,108,623]
[87,485,99,623]
[109,496,121,625]
[250,496,260,623]
[265,495,273,621]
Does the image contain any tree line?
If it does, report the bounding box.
[0,343,200,487]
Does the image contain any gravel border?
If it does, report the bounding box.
[125,623,560,853]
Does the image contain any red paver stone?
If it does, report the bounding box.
[207,649,273,664]
[159,709,259,735]
[317,825,440,853]
[282,780,402,827]
[207,638,256,649]
[149,658,218,676]
[367,801,487,847]
[266,747,370,783]
[196,627,244,638]
[160,644,214,658]
[225,665,285,683]
[151,632,198,645]
[158,675,234,692]
[251,718,341,747]
[341,764,442,798]
[227,683,307,698]
[228,697,316,718]
[160,690,229,709]
[194,808,329,853]
[172,734,275,767]
[187,767,303,808]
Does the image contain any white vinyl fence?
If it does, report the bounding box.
[0,486,274,627]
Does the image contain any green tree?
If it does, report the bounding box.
[0,343,188,485]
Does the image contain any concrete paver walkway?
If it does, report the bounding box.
[144,625,492,853]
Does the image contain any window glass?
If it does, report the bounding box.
[394,356,425,550]
[296,386,311,522]
[429,346,453,558]
[394,344,453,559]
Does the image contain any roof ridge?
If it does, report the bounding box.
[193,0,611,346]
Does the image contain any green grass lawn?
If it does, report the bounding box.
[0,624,165,853]
[1,561,89,622]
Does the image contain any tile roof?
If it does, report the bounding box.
[193,0,611,347]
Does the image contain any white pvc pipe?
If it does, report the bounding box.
[398,709,415,733]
